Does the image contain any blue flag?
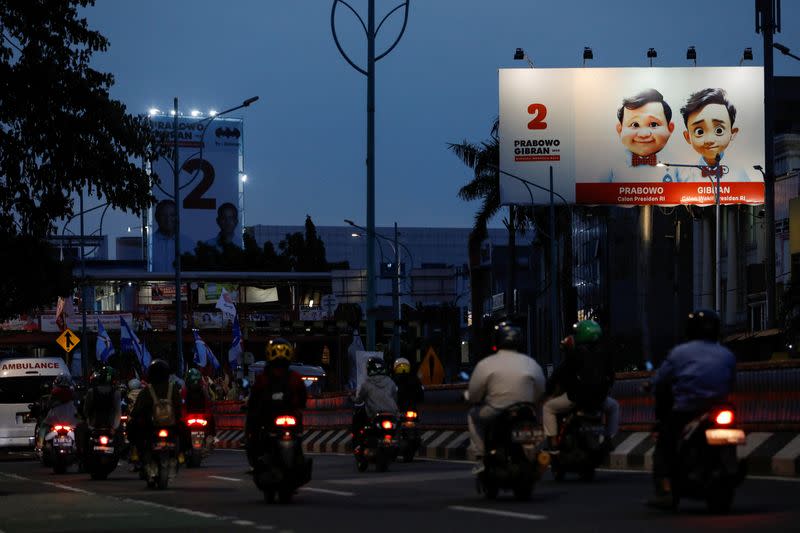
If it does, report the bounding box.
[96,319,115,363]
[228,316,244,368]
[120,316,152,369]
[193,329,220,371]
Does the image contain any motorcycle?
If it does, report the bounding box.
[665,405,747,513]
[396,409,421,463]
[354,412,399,473]
[85,427,120,480]
[143,427,178,489]
[550,405,609,482]
[476,402,551,501]
[184,414,214,468]
[252,414,312,504]
[44,423,77,474]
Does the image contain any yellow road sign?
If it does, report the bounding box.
[56,329,80,353]
[418,346,445,386]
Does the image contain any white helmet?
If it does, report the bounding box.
[127,378,142,390]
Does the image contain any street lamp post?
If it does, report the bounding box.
[331,0,410,350]
[658,158,727,315]
[159,96,259,374]
[345,219,413,359]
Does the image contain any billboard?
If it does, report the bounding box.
[149,115,243,272]
[499,67,765,206]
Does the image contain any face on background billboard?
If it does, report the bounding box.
[149,116,243,272]
[498,67,765,207]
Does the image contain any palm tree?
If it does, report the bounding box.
[448,119,532,359]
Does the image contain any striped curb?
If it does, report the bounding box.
[215,429,800,476]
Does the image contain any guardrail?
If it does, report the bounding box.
[214,364,800,433]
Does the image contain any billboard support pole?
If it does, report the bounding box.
[173,96,183,375]
[715,169,721,316]
[550,167,559,367]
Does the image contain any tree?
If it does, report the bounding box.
[448,119,533,355]
[0,0,159,317]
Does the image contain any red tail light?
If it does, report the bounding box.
[381,420,394,430]
[120,415,128,422]
[715,410,734,425]
[99,435,109,445]
[384,434,393,442]
[187,418,208,427]
[53,425,71,432]
[158,429,169,438]
[275,416,297,426]
[405,411,418,419]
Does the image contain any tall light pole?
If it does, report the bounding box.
[159,96,259,374]
[757,0,780,328]
[331,0,410,349]
[658,158,727,316]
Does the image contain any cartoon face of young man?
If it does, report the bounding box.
[680,89,738,166]
[616,89,675,157]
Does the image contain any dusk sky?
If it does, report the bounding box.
[76,0,800,255]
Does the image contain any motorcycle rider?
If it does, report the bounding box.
[352,357,398,440]
[647,309,736,508]
[467,319,546,473]
[129,359,183,467]
[542,319,619,452]
[245,338,307,467]
[391,357,424,412]
[37,375,78,450]
[182,368,216,447]
[79,365,122,456]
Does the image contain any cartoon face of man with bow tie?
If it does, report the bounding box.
[615,88,675,165]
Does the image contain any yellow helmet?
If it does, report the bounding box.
[267,338,295,362]
[393,357,411,375]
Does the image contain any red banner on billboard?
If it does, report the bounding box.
[575,182,764,206]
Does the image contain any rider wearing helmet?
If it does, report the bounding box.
[391,358,424,412]
[83,365,122,430]
[542,319,619,451]
[467,319,546,472]
[129,359,182,463]
[648,309,736,508]
[37,375,78,450]
[352,357,398,440]
[245,339,308,466]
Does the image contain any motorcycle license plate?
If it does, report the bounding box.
[512,426,542,443]
[192,432,204,449]
[55,436,72,446]
[705,428,746,445]
[93,446,114,454]
[153,440,175,450]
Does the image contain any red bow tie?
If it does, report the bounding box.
[701,166,722,178]
[632,154,657,167]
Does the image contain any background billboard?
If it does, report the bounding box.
[149,115,243,272]
[499,67,765,206]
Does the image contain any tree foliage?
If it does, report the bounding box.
[182,216,346,272]
[0,0,159,318]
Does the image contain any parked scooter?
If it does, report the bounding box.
[354,412,400,472]
[252,414,312,504]
[476,402,550,500]
[549,405,610,482]
[184,414,214,468]
[664,404,747,512]
[396,409,421,463]
[143,427,178,489]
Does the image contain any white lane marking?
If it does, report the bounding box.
[0,473,30,480]
[299,487,355,496]
[233,520,256,526]
[209,475,242,482]
[449,505,546,521]
[330,470,472,486]
[256,527,275,531]
[120,497,218,519]
[747,474,800,483]
[43,482,94,495]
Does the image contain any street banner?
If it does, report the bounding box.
[120,316,152,369]
[228,316,244,368]
[193,329,221,371]
[149,115,243,272]
[42,313,134,333]
[499,67,765,206]
[215,287,237,322]
[96,319,115,363]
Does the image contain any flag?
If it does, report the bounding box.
[193,329,220,371]
[228,316,244,368]
[96,319,115,363]
[215,288,237,322]
[55,296,75,332]
[120,316,152,369]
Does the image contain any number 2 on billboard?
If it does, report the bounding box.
[527,103,547,130]
[182,159,216,210]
